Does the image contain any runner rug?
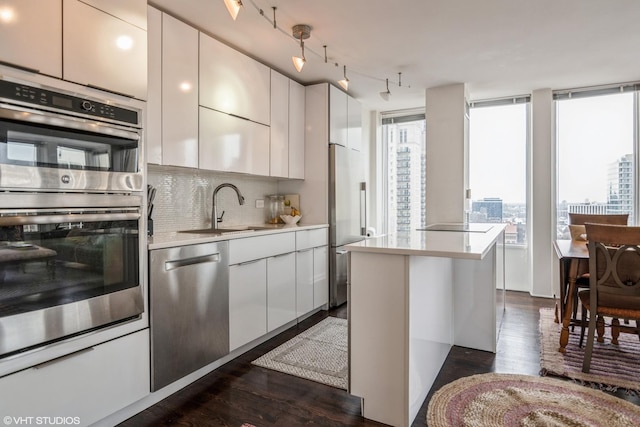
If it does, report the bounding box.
[539,307,640,393]
[427,373,640,426]
[251,316,348,389]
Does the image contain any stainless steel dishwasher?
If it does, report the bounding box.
[150,241,229,391]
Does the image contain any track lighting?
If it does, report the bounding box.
[223,0,242,21]
[380,78,391,101]
[291,24,310,72]
[338,65,349,91]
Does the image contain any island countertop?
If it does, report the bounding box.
[346,223,506,260]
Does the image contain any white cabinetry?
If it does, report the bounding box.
[347,95,363,151]
[229,259,267,351]
[199,33,270,125]
[270,71,289,178]
[146,6,162,164]
[289,79,305,179]
[0,1,62,77]
[199,107,270,175]
[63,0,147,99]
[78,0,147,30]
[329,84,348,146]
[270,71,305,179]
[267,252,296,331]
[296,228,329,314]
[0,329,149,425]
[228,233,296,350]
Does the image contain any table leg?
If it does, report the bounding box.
[559,259,579,353]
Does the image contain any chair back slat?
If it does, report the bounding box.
[568,213,628,226]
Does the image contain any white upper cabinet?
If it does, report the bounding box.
[199,32,270,125]
[79,0,147,30]
[199,107,269,176]
[160,13,199,168]
[288,79,305,179]
[270,70,289,178]
[146,6,162,165]
[347,95,363,151]
[329,84,348,146]
[0,1,62,77]
[63,0,147,99]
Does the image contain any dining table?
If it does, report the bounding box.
[553,239,588,353]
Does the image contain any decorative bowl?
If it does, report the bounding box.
[280,215,301,225]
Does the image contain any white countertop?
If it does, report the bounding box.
[148,223,329,250]
[346,223,506,260]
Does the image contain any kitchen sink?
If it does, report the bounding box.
[178,226,271,235]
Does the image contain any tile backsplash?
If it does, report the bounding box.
[148,165,279,233]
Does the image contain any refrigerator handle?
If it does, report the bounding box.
[360,182,367,236]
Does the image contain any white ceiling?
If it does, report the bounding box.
[150,0,640,112]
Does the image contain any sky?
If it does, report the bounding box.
[469,92,634,204]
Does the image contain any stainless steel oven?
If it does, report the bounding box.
[0,75,142,193]
[0,193,143,358]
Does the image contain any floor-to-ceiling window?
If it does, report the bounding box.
[381,111,426,234]
[469,97,530,290]
[555,87,637,237]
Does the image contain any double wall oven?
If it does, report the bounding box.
[0,75,145,359]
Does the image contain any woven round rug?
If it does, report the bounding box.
[427,373,640,426]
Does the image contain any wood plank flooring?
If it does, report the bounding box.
[118,291,636,427]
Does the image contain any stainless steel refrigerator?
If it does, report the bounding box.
[329,144,367,307]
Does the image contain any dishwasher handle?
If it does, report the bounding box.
[165,253,221,271]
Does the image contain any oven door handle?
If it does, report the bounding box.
[0,212,140,226]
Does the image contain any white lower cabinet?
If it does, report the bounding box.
[229,259,267,351]
[313,246,329,308]
[0,329,149,425]
[267,252,296,332]
[296,249,314,317]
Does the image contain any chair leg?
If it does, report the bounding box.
[583,313,598,373]
[579,305,588,347]
[612,318,620,345]
[596,315,605,343]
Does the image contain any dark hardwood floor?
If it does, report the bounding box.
[118,291,635,427]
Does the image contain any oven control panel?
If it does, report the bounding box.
[0,79,139,126]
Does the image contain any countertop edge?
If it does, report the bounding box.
[148,224,329,250]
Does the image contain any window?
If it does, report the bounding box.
[555,88,636,237]
[381,112,426,234]
[469,99,529,246]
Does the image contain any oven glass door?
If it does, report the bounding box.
[0,204,142,357]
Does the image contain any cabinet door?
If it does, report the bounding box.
[63,0,147,100]
[296,249,314,317]
[0,330,149,425]
[200,33,270,125]
[347,95,363,151]
[289,79,305,179]
[313,246,329,308]
[146,6,162,164]
[162,14,199,168]
[229,259,267,351]
[0,0,62,77]
[79,0,147,29]
[329,84,347,146]
[267,252,296,331]
[199,107,270,176]
[270,70,289,178]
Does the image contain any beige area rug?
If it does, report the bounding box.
[251,316,348,389]
[539,307,640,393]
[427,373,640,426]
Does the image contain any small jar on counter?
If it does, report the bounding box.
[267,195,285,224]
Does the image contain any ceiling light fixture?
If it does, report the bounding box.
[291,24,310,73]
[224,0,242,21]
[338,65,349,91]
[380,78,391,101]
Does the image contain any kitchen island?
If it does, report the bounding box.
[346,224,505,427]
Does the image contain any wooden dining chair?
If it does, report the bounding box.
[567,213,629,326]
[579,223,640,373]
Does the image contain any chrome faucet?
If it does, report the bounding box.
[212,183,245,229]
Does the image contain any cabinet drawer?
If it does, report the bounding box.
[0,329,149,424]
[296,228,328,251]
[229,232,295,265]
